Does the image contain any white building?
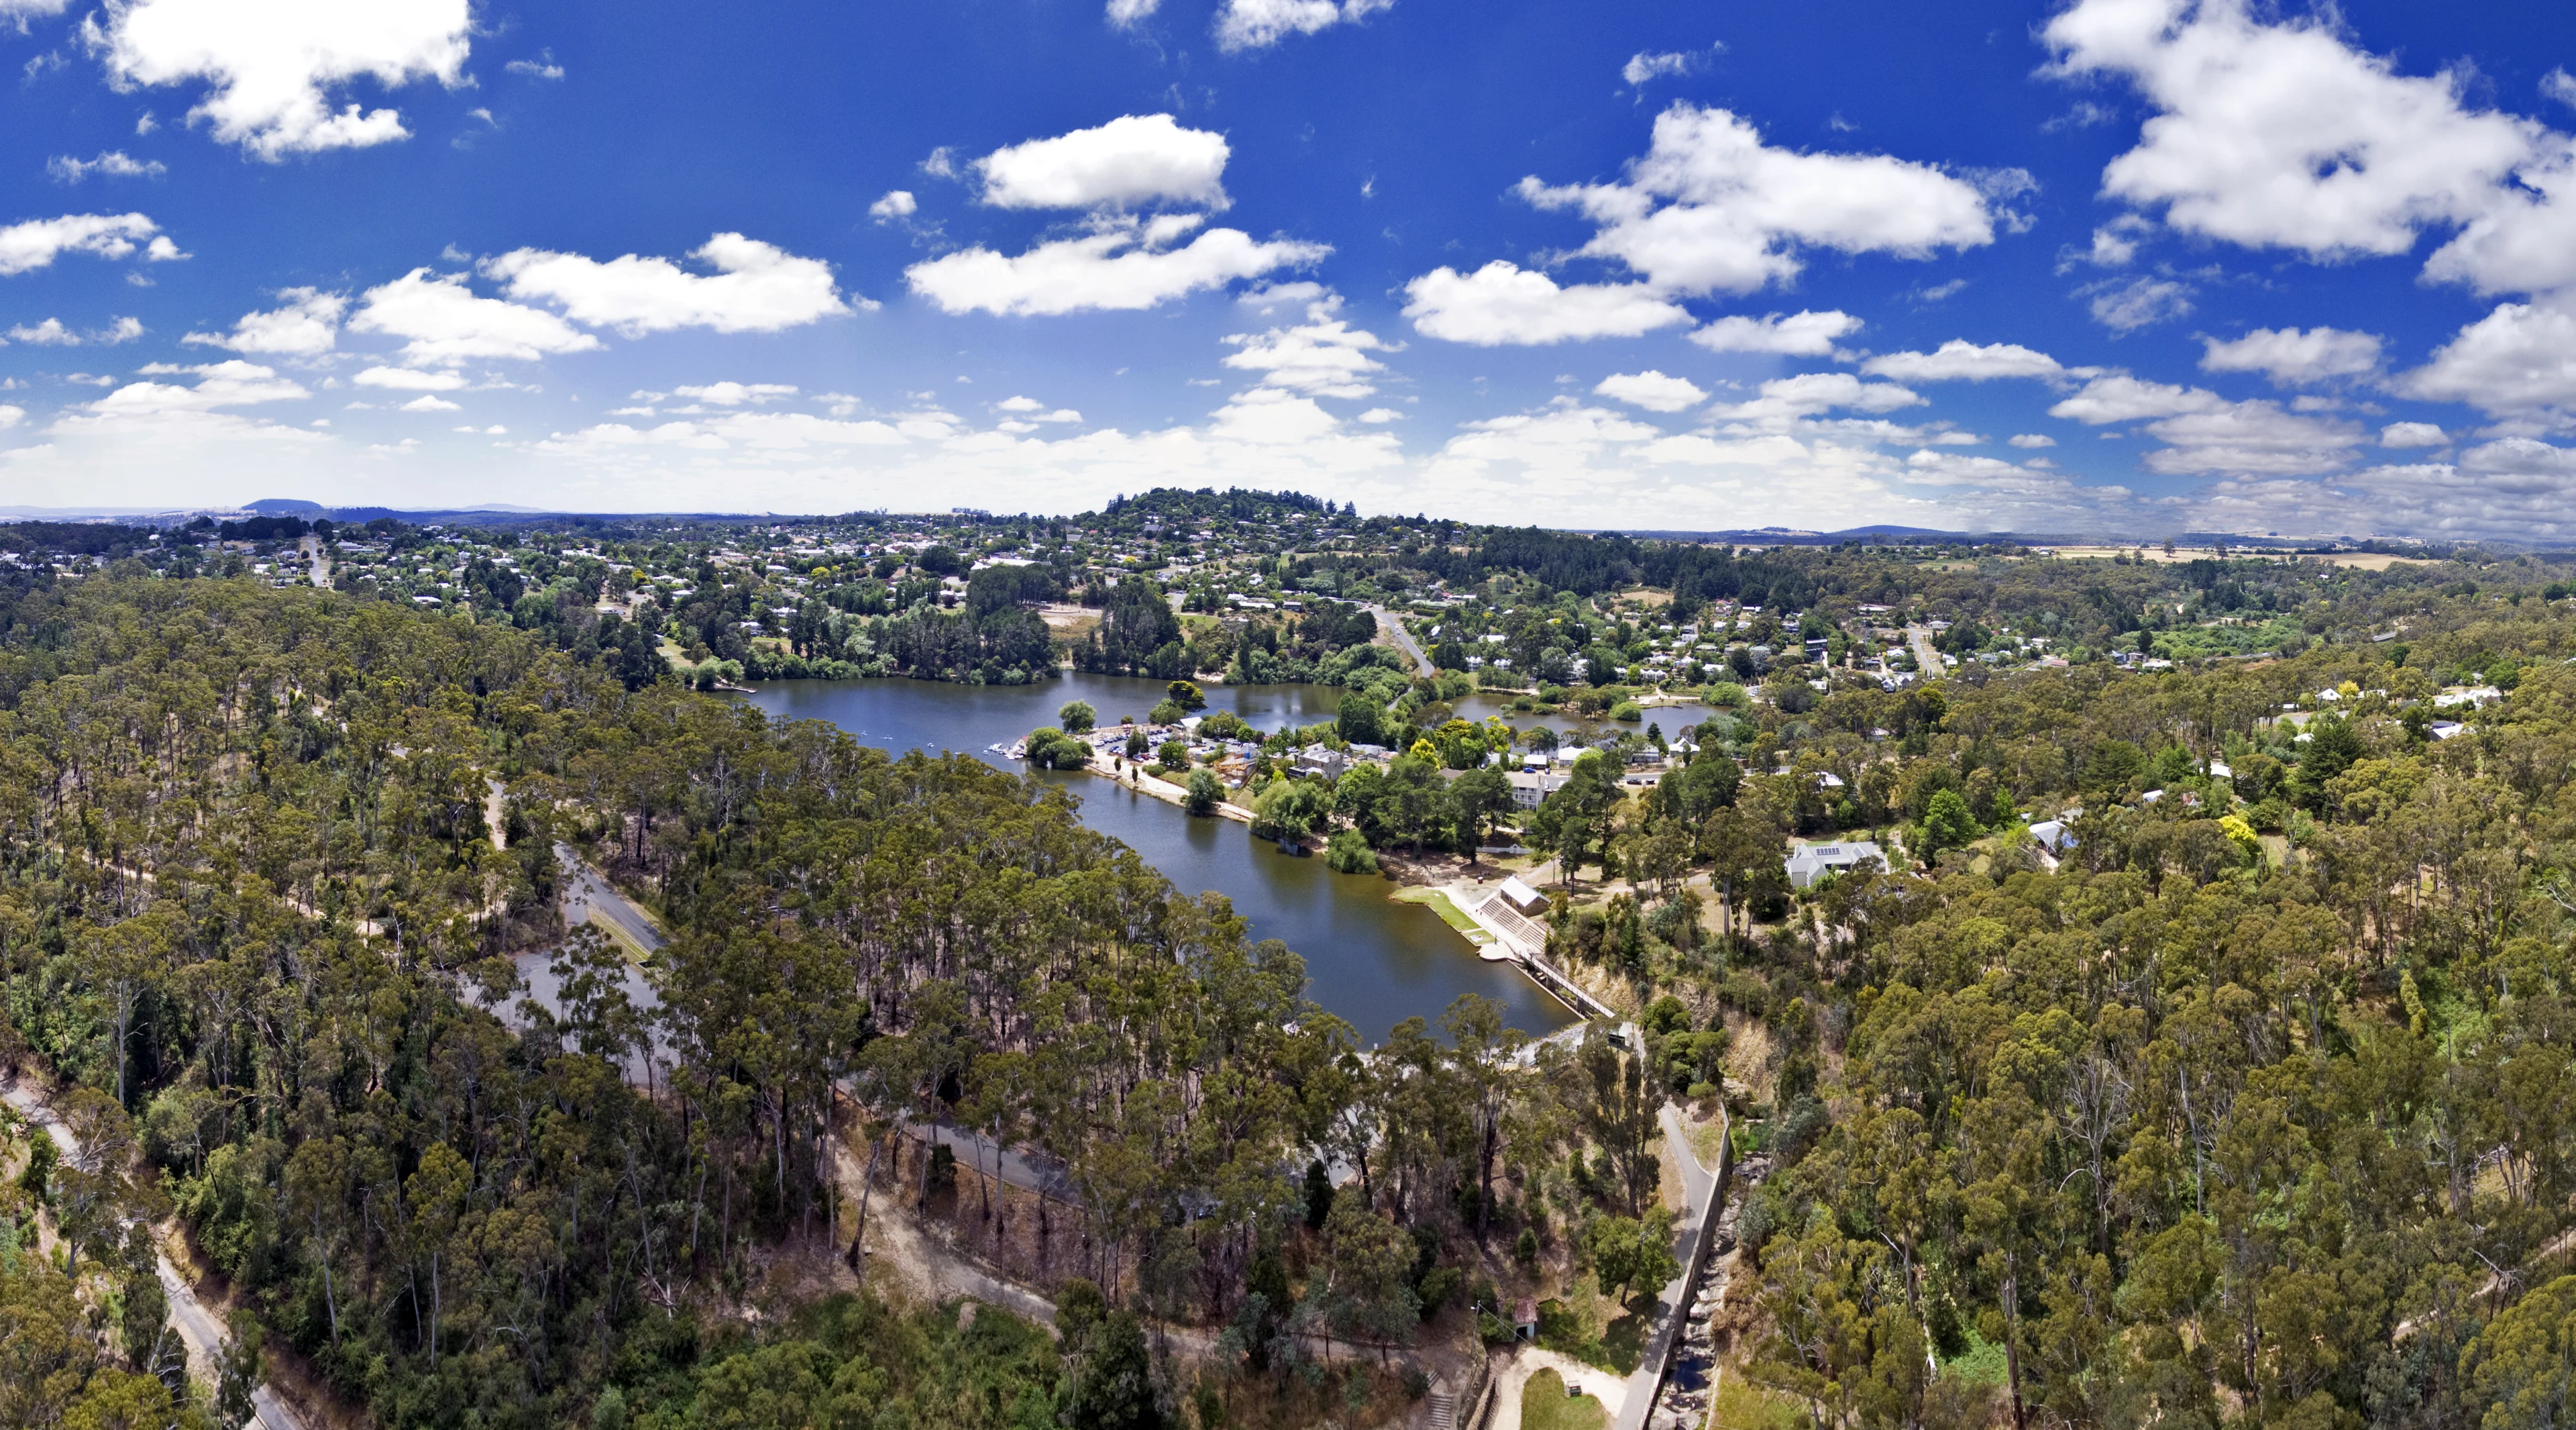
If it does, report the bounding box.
[1496,876,1550,917]
[2027,819,2076,852]
[1786,840,1886,888]
[1507,770,1570,809]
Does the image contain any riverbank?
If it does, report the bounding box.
[1069,751,1623,1024]
[1078,756,1255,823]
[747,676,1576,1036]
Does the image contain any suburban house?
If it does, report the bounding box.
[1290,745,1354,781]
[1785,840,1886,888]
[1507,770,1569,809]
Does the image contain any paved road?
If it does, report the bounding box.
[1904,623,1946,678]
[906,1119,1078,1201]
[1362,603,1436,676]
[1614,1106,1725,1430]
[555,843,668,956]
[299,534,330,589]
[2,1078,310,1430]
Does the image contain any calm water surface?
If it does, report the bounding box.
[745,674,1574,1041]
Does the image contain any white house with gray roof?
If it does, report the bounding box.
[1786,840,1885,888]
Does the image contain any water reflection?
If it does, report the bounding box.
[745,675,1574,1041]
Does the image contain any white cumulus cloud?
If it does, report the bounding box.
[353,365,465,390]
[2133,402,2364,475]
[350,268,602,365]
[2049,372,2363,476]
[47,151,165,183]
[1861,339,2063,382]
[182,287,345,356]
[976,115,1230,210]
[675,382,798,406]
[908,214,1326,317]
[2396,295,2576,422]
[484,233,855,336]
[1686,310,1860,356]
[2084,274,2192,331]
[1222,307,1395,399]
[1401,261,1690,345]
[1714,372,1925,423]
[2048,373,2220,424]
[1509,103,1994,297]
[88,359,307,415]
[86,0,472,159]
[869,190,917,221]
[398,394,458,412]
[1622,49,1706,87]
[5,315,142,347]
[2381,421,2446,448]
[2045,0,2534,259]
[1594,370,1708,413]
[2199,326,2382,385]
[2045,0,2576,308]
[537,410,918,458]
[0,213,174,276]
[1214,0,1390,52]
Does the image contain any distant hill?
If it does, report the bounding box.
[1586,524,2025,545]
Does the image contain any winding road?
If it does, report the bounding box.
[556,842,669,956]
[1362,602,1436,676]
[1,1078,311,1430]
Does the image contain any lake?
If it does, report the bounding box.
[745,672,1577,1041]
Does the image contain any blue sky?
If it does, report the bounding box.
[3,0,2575,538]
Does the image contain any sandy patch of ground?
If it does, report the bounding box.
[1490,1346,1631,1430]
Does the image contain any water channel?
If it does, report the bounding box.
[743,672,1597,1041]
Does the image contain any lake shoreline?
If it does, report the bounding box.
[747,673,1581,1037]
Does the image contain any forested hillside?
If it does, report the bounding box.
[6,538,2576,1430]
[0,568,1343,1427]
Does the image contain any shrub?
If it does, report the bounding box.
[1185,768,1223,815]
[1023,727,1091,769]
[1417,1266,1463,1319]
[1326,829,1380,874]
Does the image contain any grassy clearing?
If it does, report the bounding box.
[1393,886,1496,943]
[1711,1375,1809,1430]
[1681,1112,1729,1171]
[1538,1285,1650,1376]
[1523,1370,1609,1430]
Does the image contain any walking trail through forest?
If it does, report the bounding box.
[1,1075,315,1430]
